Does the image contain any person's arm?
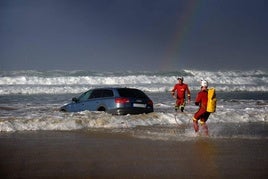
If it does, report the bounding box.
[171,85,177,98]
[195,92,201,106]
[186,84,191,102]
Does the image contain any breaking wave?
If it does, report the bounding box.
[0,69,267,94]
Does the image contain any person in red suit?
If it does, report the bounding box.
[193,80,210,136]
[171,77,191,112]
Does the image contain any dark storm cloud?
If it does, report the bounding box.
[0,0,267,71]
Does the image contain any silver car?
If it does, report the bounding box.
[60,87,154,115]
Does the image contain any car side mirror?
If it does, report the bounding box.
[72,97,78,103]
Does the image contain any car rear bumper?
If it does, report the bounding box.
[108,107,154,115]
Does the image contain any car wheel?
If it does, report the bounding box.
[60,108,66,112]
[98,106,106,112]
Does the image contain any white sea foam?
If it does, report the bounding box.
[0,70,267,140]
[0,69,267,94]
[0,99,267,132]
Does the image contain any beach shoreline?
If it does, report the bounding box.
[0,130,267,178]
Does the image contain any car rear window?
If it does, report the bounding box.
[117,88,148,98]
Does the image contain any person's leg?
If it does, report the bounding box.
[200,113,210,136]
[193,118,199,132]
[179,101,186,112]
[175,99,183,111]
[200,120,208,136]
[175,99,179,111]
[193,109,206,133]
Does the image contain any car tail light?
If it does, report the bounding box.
[147,100,153,106]
[115,97,130,104]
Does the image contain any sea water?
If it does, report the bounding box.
[0,69,267,140]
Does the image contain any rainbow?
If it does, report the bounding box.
[161,0,203,71]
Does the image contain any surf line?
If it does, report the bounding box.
[174,112,181,126]
[174,110,192,127]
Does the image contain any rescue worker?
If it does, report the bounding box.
[193,80,210,136]
[171,77,191,112]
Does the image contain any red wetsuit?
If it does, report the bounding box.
[171,83,191,107]
[193,89,210,123]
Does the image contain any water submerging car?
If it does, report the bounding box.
[60,87,154,115]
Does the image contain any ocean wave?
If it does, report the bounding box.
[0,110,267,132]
[0,91,267,140]
[0,98,267,132]
[0,69,267,94]
[0,110,267,141]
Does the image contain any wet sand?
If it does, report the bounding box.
[0,131,267,178]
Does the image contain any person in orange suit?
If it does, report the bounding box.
[193,80,210,136]
[171,77,191,112]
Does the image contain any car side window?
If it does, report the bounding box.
[102,89,113,97]
[89,90,103,99]
[118,89,147,98]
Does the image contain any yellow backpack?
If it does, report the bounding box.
[207,88,217,113]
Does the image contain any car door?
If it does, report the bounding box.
[71,90,94,111]
[85,89,115,111]
[78,89,103,111]
[97,89,115,110]
[73,89,114,112]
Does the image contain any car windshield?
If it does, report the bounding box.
[77,90,93,102]
[117,88,148,98]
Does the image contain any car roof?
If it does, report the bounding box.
[91,87,139,90]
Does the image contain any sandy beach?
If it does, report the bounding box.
[0,130,267,179]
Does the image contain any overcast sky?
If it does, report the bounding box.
[0,0,267,71]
